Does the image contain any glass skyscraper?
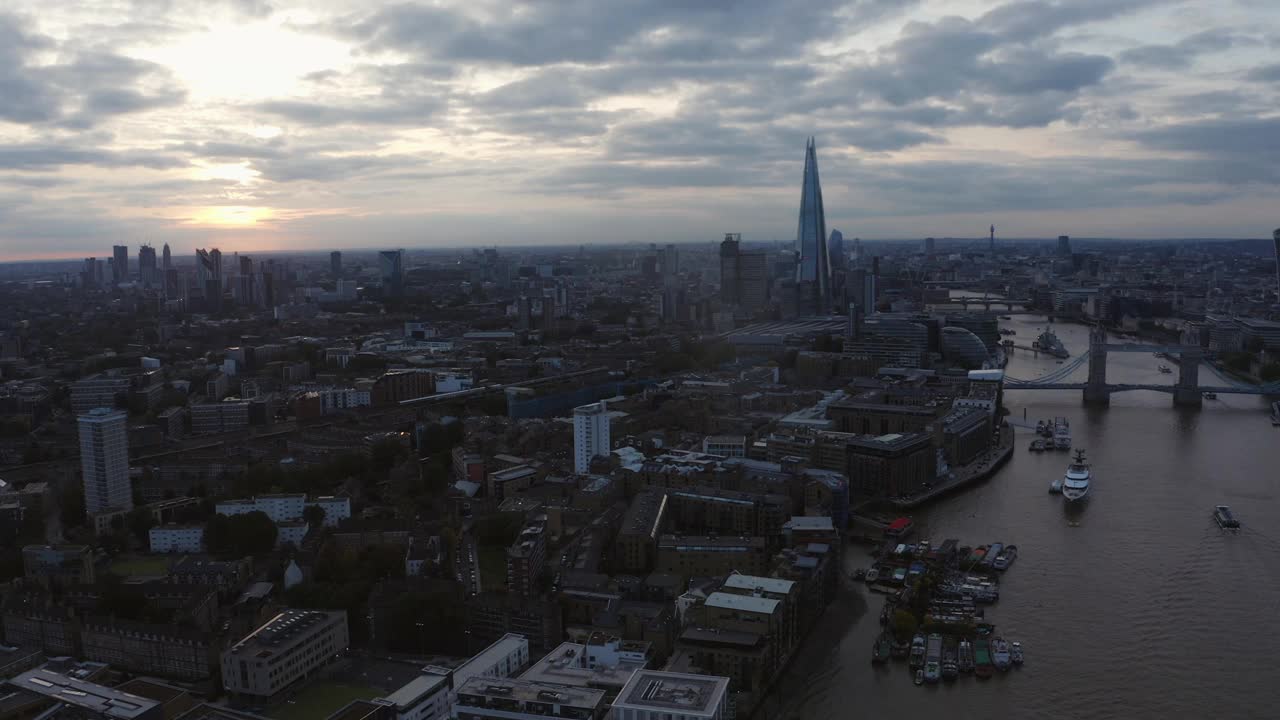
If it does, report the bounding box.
[796,137,830,315]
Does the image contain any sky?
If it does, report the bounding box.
[1,0,1279,260]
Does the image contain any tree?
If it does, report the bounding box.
[891,609,918,642]
[127,507,155,545]
[475,514,523,547]
[60,488,86,529]
[302,504,327,529]
[1261,363,1280,383]
[204,511,277,557]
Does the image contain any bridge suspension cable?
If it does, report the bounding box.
[1005,350,1090,385]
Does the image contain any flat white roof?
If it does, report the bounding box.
[382,673,449,708]
[705,591,779,615]
[613,670,730,719]
[783,516,834,531]
[968,369,1005,381]
[454,633,528,688]
[722,574,795,595]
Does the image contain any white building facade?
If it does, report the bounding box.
[573,402,610,475]
[149,525,205,553]
[78,408,131,514]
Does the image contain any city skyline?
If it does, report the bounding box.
[2,0,1280,259]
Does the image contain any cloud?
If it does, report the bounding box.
[1120,28,1256,69]
[0,143,187,171]
[1245,63,1280,82]
[0,14,187,128]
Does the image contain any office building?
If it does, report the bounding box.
[113,245,129,285]
[795,138,830,315]
[940,326,992,368]
[828,229,845,271]
[79,408,131,514]
[611,670,730,720]
[71,375,131,415]
[22,544,95,586]
[376,673,450,720]
[616,490,668,574]
[162,242,172,272]
[518,637,649,701]
[454,678,605,720]
[1273,229,1280,299]
[196,248,223,312]
[138,245,158,287]
[149,524,205,553]
[331,250,342,278]
[656,535,769,577]
[507,515,547,598]
[215,494,349,527]
[190,399,249,435]
[1057,235,1072,256]
[453,633,531,690]
[573,402,610,475]
[380,250,405,299]
[845,432,934,497]
[719,234,740,305]
[222,610,348,698]
[702,435,746,458]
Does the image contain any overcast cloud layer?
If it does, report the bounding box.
[0,0,1278,259]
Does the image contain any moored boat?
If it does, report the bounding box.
[992,545,1018,571]
[914,669,924,686]
[865,568,879,583]
[958,639,974,674]
[1010,641,1024,665]
[891,637,910,659]
[992,637,1012,671]
[872,633,892,664]
[974,637,994,678]
[942,637,959,680]
[1063,449,1091,502]
[924,633,943,683]
[909,634,926,669]
[981,543,1003,568]
[1213,505,1240,529]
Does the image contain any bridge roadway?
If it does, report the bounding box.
[1007,382,1270,395]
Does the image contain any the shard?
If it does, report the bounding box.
[795,137,830,315]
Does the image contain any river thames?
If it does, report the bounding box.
[771,315,1280,719]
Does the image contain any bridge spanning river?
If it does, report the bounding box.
[1004,326,1279,406]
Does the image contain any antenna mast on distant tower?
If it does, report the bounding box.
[989,224,995,253]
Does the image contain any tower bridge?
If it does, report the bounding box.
[1003,326,1280,407]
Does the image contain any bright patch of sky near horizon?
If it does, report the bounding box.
[1,0,1279,260]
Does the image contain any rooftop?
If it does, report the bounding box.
[453,633,528,689]
[518,642,647,690]
[658,535,766,551]
[783,516,835,532]
[227,609,343,657]
[455,678,604,711]
[722,573,795,596]
[613,670,730,719]
[13,668,160,719]
[381,674,448,708]
[704,591,780,615]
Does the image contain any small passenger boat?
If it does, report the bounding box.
[1213,505,1240,529]
[1010,641,1024,665]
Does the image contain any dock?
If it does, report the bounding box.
[888,424,1014,510]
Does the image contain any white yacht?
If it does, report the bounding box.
[1062,450,1091,502]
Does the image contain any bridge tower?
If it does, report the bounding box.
[1173,347,1203,407]
[1083,325,1110,406]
